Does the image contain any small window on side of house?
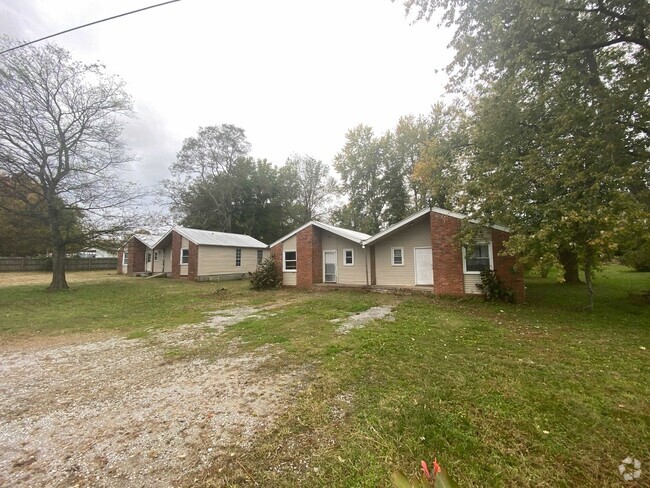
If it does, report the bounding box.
[284,250,297,271]
[146,252,151,263]
[257,249,263,265]
[154,251,158,261]
[181,248,189,264]
[122,252,128,265]
[235,248,242,267]
[391,247,404,266]
[343,249,354,266]
[463,243,492,273]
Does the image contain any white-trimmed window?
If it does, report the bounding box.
[283,250,297,271]
[122,251,128,265]
[463,242,493,274]
[257,249,263,265]
[181,248,189,265]
[391,247,404,266]
[343,249,354,266]
[154,251,158,261]
[235,248,242,267]
[146,252,151,263]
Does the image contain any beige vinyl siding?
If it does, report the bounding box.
[464,274,482,294]
[197,246,265,276]
[321,233,368,285]
[180,237,189,276]
[374,218,431,286]
[163,247,172,273]
[282,235,297,286]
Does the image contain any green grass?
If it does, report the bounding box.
[0,276,287,337]
[197,265,649,487]
[0,266,647,487]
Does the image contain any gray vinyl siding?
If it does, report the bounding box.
[374,219,431,286]
[321,233,368,285]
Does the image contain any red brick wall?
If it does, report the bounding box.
[171,231,181,279]
[430,211,464,295]
[311,226,323,285]
[296,226,314,288]
[188,242,199,281]
[128,239,146,275]
[491,229,526,303]
[270,243,283,280]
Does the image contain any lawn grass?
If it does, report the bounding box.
[0,266,647,487]
[196,265,649,487]
[0,274,285,337]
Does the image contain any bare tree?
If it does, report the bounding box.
[0,37,141,290]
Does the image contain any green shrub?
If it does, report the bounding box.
[249,258,282,290]
[476,268,514,302]
[621,240,650,272]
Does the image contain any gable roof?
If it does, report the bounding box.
[363,207,509,245]
[119,233,162,250]
[269,221,371,248]
[161,226,267,248]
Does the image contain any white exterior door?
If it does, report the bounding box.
[414,247,433,285]
[323,250,337,283]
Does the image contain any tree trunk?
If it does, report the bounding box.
[559,248,581,284]
[48,245,69,290]
[584,252,594,311]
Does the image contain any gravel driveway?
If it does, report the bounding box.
[0,306,303,487]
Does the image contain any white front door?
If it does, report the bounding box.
[324,250,337,283]
[414,247,433,285]
[146,252,152,272]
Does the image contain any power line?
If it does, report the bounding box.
[0,0,182,56]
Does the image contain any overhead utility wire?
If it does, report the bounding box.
[0,0,181,55]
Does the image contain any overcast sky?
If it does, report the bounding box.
[1,0,452,187]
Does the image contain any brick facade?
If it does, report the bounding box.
[430,211,465,295]
[296,225,319,288]
[188,241,199,281]
[171,231,181,279]
[270,242,283,278]
[491,229,526,303]
[128,238,146,275]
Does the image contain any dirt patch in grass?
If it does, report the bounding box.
[0,305,306,487]
[332,306,394,334]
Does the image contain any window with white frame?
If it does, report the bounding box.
[343,249,354,266]
[146,252,151,263]
[154,251,158,261]
[122,251,128,265]
[181,248,189,264]
[463,243,492,273]
[235,248,242,267]
[391,247,404,266]
[257,249,263,265]
[283,250,297,271]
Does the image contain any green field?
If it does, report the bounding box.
[0,266,648,487]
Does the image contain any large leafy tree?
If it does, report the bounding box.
[282,154,337,223]
[0,37,140,290]
[333,125,387,234]
[404,0,649,307]
[166,125,299,243]
[0,175,51,256]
